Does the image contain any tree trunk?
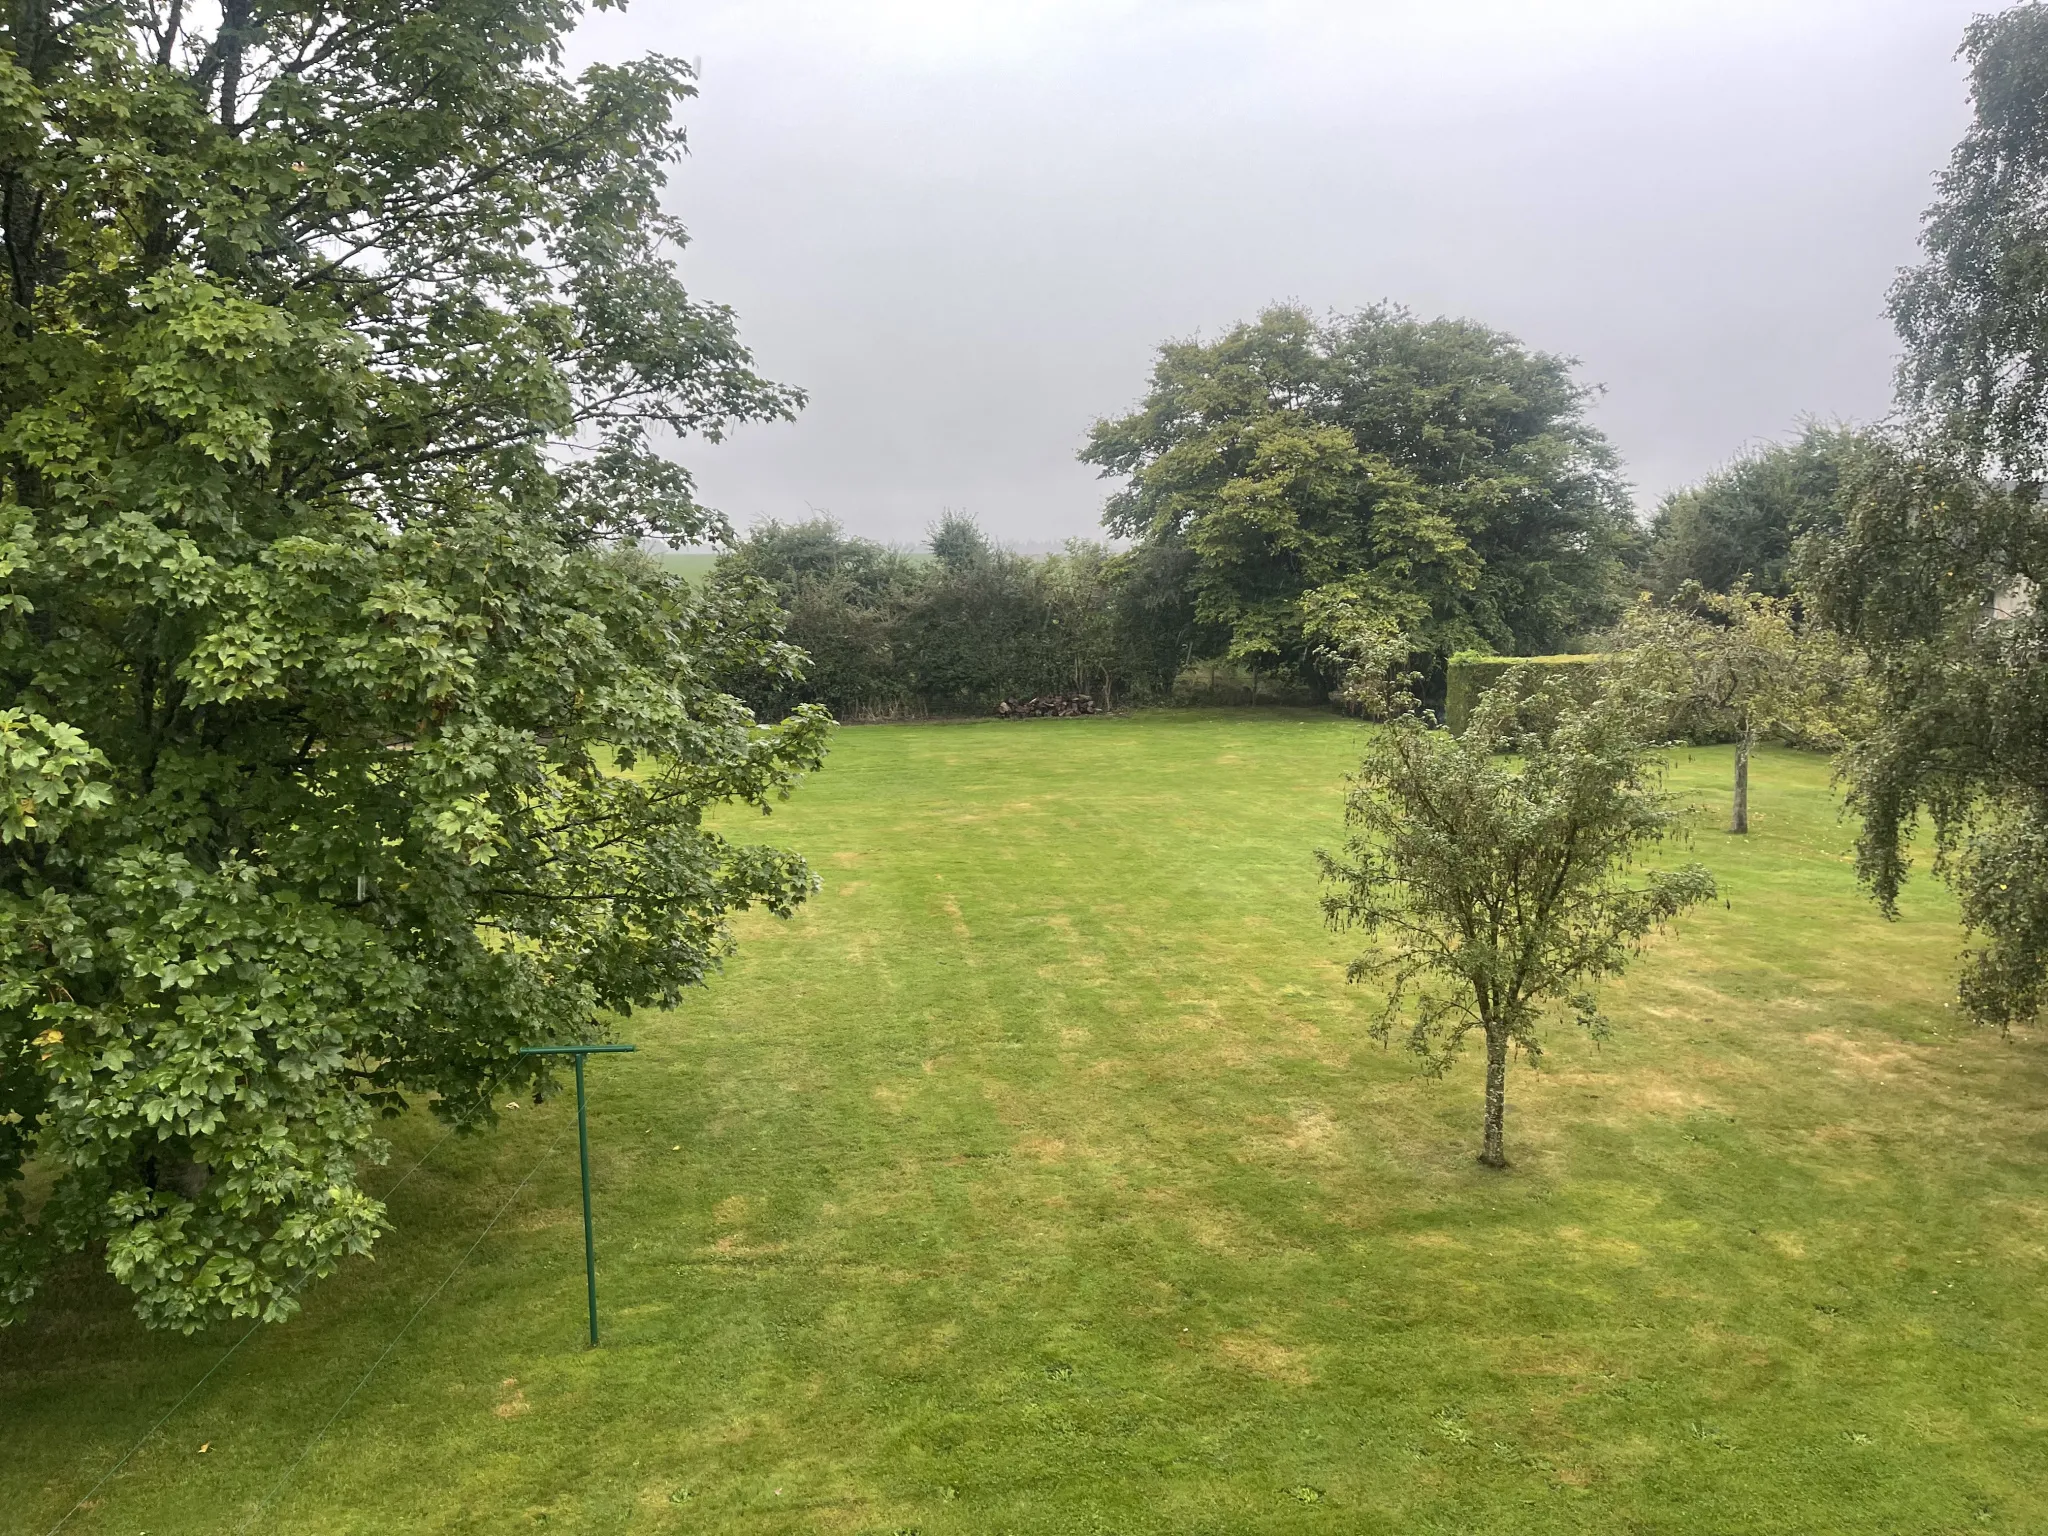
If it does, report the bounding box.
[219,0,251,127]
[3,0,58,323]
[157,0,184,66]
[1730,719,1751,835]
[1479,1029,1509,1168]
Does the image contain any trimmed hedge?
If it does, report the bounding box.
[1444,652,1606,733]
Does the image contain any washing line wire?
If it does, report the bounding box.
[234,1126,568,1533]
[40,1126,458,1536]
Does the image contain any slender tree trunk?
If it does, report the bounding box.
[157,0,184,66]
[3,0,57,322]
[1479,1028,1509,1168]
[3,0,56,522]
[1730,718,1751,835]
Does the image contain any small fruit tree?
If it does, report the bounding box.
[1320,670,1714,1167]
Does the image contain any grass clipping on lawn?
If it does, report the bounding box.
[7,711,2045,1535]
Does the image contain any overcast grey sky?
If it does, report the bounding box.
[570,0,1987,548]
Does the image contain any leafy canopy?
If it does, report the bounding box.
[1081,305,1639,683]
[0,0,826,1329]
[1643,425,1866,600]
[1611,584,1868,832]
[1892,2,2048,482]
[1814,444,2045,1029]
[1814,3,2048,1032]
[1320,671,1713,1166]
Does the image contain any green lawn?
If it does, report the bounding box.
[9,711,2047,1534]
[646,549,720,585]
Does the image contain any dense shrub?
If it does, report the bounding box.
[711,516,1197,719]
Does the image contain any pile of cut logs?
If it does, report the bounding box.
[996,694,1099,718]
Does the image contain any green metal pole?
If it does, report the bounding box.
[574,1052,598,1347]
[515,1042,631,1347]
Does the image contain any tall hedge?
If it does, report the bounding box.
[1444,653,1607,733]
[711,518,1197,719]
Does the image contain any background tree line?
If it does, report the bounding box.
[720,304,1660,720]
[707,515,1196,718]
[716,326,1875,725]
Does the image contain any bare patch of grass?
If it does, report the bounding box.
[1213,1333,1315,1384]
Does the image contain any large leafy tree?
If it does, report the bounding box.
[1080,305,1639,686]
[1643,424,1866,599]
[0,0,829,1328]
[1814,3,2048,1032]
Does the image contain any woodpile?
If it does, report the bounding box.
[996,694,1099,718]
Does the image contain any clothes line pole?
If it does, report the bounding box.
[517,1043,635,1346]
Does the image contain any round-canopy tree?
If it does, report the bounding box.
[1080,305,1640,688]
[1611,585,1867,835]
[0,0,828,1329]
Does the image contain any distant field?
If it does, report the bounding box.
[642,549,935,587]
[10,712,2046,1534]
[647,549,720,585]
